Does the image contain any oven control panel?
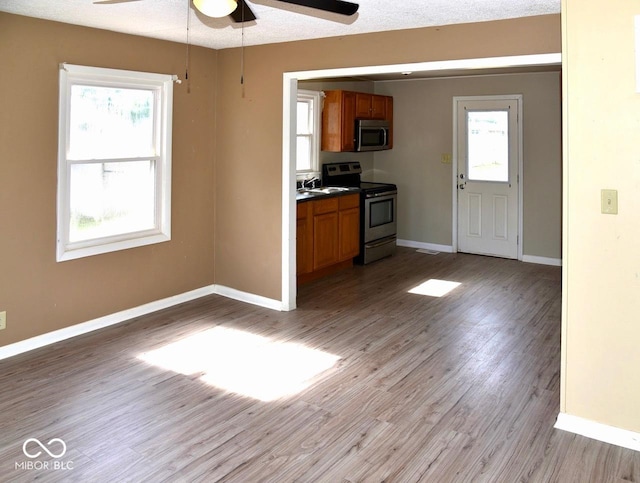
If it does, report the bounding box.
[324,162,362,176]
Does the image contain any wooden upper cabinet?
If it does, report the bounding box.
[322,90,393,152]
[355,93,372,118]
[322,90,355,152]
[355,93,386,120]
[341,91,356,151]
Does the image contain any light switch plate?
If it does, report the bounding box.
[601,189,618,214]
[0,311,6,330]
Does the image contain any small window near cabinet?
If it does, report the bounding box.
[296,90,321,176]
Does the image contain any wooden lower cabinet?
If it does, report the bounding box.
[313,211,339,270]
[311,196,340,271]
[338,195,360,260]
[296,202,313,275]
[297,194,360,283]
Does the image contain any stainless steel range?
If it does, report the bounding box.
[322,162,397,264]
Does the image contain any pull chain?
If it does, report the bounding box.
[185,0,191,93]
[241,1,245,98]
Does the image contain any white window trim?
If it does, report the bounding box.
[56,63,173,262]
[296,89,322,178]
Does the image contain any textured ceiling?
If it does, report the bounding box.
[0,0,560,50]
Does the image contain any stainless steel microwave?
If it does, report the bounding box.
[355,119,391,152]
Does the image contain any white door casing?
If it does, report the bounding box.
[285,57,557,310]
[454,95,522,259]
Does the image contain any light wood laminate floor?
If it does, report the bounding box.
[1,249,638,482]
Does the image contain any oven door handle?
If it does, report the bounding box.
[366,191,397,199]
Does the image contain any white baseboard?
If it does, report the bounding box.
[396,240,562,267]
[396,239,454,253]
[555,412,640,452]
[522,254,562,266]
[214,285,283,311]
[0,284,283,362]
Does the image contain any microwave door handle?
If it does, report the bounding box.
[382,127,387,147]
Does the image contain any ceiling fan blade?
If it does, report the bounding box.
[229,0,257,22]
[93,0,142,4]
[275,0,358,16]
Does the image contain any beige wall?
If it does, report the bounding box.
[0,13,218,347]
[562,1,640,432]
[4,4,638,440]
[215,15,562,299]
[0,13,561,349]
[372,72,562,259]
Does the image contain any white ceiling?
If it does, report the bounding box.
[1,0,560,50]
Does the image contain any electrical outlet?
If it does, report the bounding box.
[441,153,452,164]
[0,311,6,330]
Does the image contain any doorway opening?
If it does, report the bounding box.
[282,53,561,310]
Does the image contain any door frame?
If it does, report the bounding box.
[452,94,524,261]
[283,54,560,311]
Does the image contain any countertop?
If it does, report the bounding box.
[296,186,360,202]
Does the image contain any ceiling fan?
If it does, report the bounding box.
[94,0,359,23]
[230,0,359,23]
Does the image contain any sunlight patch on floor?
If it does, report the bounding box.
[138,326,340,402]
[408,279,461,297]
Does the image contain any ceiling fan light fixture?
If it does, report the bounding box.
[193,0,237,18]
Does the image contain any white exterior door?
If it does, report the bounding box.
[455,96,520,259]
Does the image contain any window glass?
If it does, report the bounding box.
[370,199,393,227]
[467,110,509,182]
[296,137,311,172]
[296,90,321,175]
[69,161,156,242]
[69,86,155,159]
[296,100,311,134]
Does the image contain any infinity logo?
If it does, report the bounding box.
[22,438,67,459]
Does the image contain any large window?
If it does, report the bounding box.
[296,90,321,176]
[57,64,174,261]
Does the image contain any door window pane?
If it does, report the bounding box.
[467,110,509,182]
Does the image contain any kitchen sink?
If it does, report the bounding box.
[296,190,315,196]
[311,187,352,193]
[297,186,353,195]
